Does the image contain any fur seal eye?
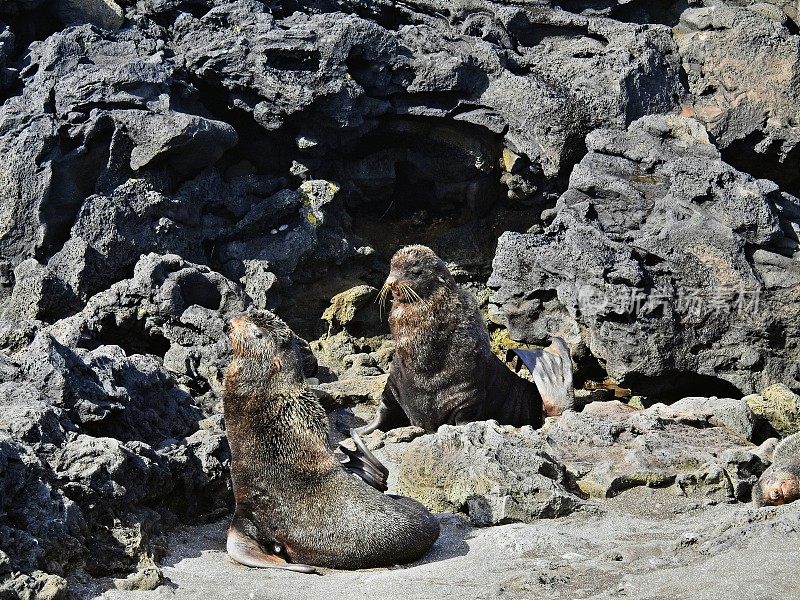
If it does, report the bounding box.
[770,488,782,500]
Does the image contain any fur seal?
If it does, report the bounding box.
[356,245,574,435]
[223,310,440,572]
[753,432,800,507]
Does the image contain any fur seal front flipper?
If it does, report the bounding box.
[507,337,575,417]
[355,376,410,436]
[338,430,389,492]
[227,521,317,574]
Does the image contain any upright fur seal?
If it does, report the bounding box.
[223,310,440,572]
[753,432,800,507]
[357,245,574,435]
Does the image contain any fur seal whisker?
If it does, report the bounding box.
[377,280,391,319]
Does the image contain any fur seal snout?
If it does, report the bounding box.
[357,245,574,435]
[223,310,440,572]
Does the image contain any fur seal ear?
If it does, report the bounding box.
[227,526,318,574]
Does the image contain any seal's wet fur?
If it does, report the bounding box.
[753,432,800,507]
[223,310,440,571]
[359,245,573,435]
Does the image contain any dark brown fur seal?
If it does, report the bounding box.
[357,245,574,435]
[753,432,800,507]
[223,310,440,572]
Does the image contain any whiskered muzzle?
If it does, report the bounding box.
[376,277,427,318]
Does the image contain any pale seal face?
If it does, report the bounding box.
[754,465,800,507]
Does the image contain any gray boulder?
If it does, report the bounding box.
[47,253,248,404]
[0,353,231,586]
[674,4,800,193]
[0,434,86,576]
[17,331,202,445]
[489,114,800,396]
[397,420,587,525]
[2,172,355,322]
[0,24,236,301]
[544,403,766,500]
[745,383,800,436]
[169,2,682,203]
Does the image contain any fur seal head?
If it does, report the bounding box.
[753,464,800,507]
[380,245,455,305]
[227,312,309,385]
[753,432,800,507]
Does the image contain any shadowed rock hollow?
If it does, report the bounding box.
[0,1,798,598]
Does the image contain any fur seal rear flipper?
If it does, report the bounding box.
[338,429,389,492]
[507,337,575,417]
[227,524,317,574]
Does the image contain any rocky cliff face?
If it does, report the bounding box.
[0,1,798,598]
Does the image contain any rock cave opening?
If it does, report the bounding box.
[279,117,550,340]
[174,271,224,312]
[79,314,172,359]
[622,371,744,404]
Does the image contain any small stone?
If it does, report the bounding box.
[321,285,379,334]
[114,566,165,591]
[290,160,309,177]
[295,134,319,151]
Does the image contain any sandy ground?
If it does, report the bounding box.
[90,489,799,600]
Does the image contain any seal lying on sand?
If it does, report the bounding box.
[223,310,440,572]
[753,431,800,507]
[356,245,574,435]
